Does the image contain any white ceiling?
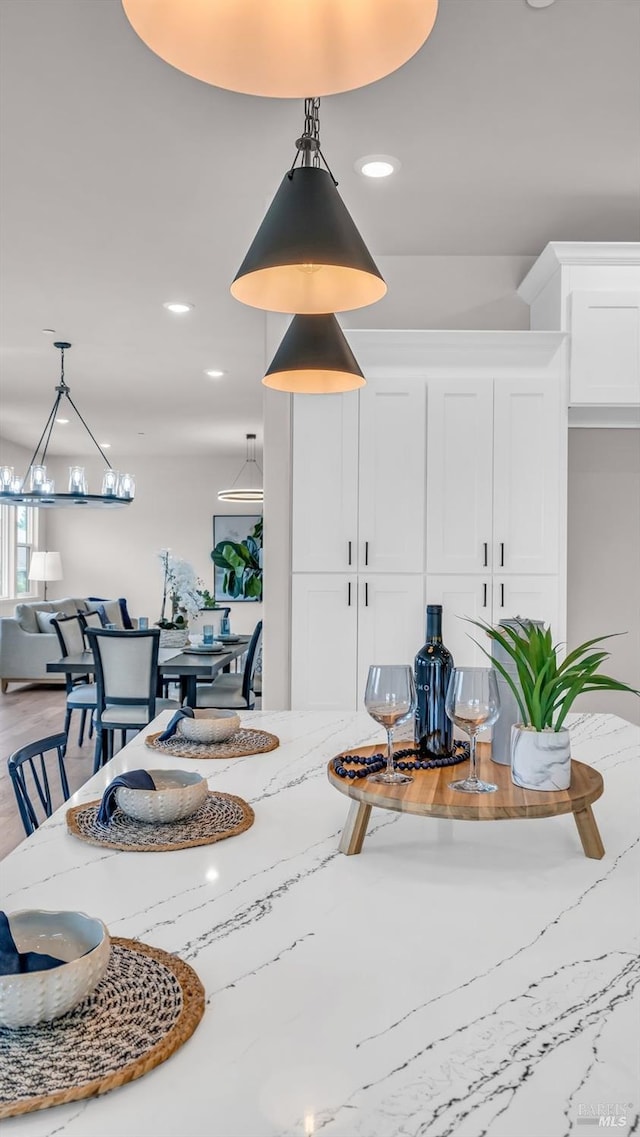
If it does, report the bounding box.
[0,0,638,458]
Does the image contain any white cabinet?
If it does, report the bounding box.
[426,573,560,670]
[356,574,425,700]
[358,379,426,573]
[291,573,423,710]
[290,574,357,710]
[291,378,426,575]
[570,292,640,405]
[291,393,358,573]
[427,376,561,577]
[426,380,493,575]
[493,379,561,574]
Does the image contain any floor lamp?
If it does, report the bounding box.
[28,551,63,601]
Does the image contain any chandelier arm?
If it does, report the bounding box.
[39,391,65,467]
[64,393,114,469]
[22,392,64,481]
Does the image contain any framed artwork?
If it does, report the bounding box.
[212,515,263,602]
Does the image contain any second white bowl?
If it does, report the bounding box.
[116,769,207,823]
[177,711,241,744]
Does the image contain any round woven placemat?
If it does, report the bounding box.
[0,937,205,1120]
[66,791,254,852]
[145,727,279,760]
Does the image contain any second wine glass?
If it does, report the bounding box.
[445,668,501,793]
[365,665,417,785]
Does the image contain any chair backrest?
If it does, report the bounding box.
[86,627,160,716]
[51,614,86,657]
[8,732,69,837]
[242,621,263,705]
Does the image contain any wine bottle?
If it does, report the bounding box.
[415,604,454,758]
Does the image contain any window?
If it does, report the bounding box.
[0,505,38,601]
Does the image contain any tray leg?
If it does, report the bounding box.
[573,804,605,860]
[339,801,372,856]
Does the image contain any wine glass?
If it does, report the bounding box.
[365,665,417,785]
[445,668,501,793]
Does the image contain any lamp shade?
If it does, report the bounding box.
[28,551,63,582]
[263,315,365,394]
[121,0,439,99]
[231,167,386,315]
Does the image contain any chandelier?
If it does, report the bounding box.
[0,342,135,509]
[217,434,263,503]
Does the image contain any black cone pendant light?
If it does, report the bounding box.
[263,315,365,394]
[121,1,439,99]
[231,100,386,315]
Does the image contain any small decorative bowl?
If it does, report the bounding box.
[177,711,241,744]
[0,909,111,1029]
[116,769,208,823]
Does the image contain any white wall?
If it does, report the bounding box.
[44,452,262,635]
[0,436,48,616]
[567,429,640,726]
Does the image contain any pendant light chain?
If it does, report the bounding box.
[289,98,337,185]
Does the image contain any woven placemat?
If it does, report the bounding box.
[145,727,279,760]
[0,937,205,1120]
[66,791,254,852]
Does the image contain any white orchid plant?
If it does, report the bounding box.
[157,551,204,629]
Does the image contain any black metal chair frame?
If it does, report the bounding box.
[8,732,69,837]
[86,627,161,773]
[197,620,262,710]
[51,614,96,748]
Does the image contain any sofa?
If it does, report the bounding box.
[0,597,133,693]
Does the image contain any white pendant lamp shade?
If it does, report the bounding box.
[218,434,264,503]
[121,0,439,98]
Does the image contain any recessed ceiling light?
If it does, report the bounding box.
[526,0,556,7]
[204,369,225,378]
[41,328,56,335]
[100,442,111,449]
[355,155,400,179]
[163,301,194,314]
[55,417,69,424]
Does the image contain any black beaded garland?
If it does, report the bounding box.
[332,742,470,779]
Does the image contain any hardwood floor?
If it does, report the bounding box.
[0,683,96,860]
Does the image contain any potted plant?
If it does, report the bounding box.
[156,552,203,647]
[469,619,638,791]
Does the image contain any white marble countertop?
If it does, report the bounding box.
[2,710,638,1137]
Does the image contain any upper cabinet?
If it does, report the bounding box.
[292,377,426,575]
[518,242,640,410]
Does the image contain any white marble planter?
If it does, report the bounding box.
[511,724,571,791]
[159,628,188,649]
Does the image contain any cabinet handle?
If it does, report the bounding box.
[348,540,352,566]
[499,542,504,567]
[500,582,505,608]
[347,582,352,607]
[482,582,488,608]
[364,541,369,566]
[483,542,488,568]
[365,582,369,607]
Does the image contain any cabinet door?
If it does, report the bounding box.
[426,378,494,574]
[290,575,358,710]
[357,378,426,574]
[493,576,560,640]
[291,393,359,572]
[425,575,490,668]
[571,292,640,405]
[493,379,561,575]
[356,574,425,702]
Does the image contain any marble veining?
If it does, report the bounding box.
[1,710,638,1137]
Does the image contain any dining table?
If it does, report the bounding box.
[1,709,638,1136]
[46,637,251,707]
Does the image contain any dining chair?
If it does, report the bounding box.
[195,620,262,711]
[7,732,70,837]
[86,627,180,772]
[51,614,97,749]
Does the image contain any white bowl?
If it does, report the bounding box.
[116,768,207,823]
[177,711,241,744]
[0,909,111,1029]
[188,634,203,647]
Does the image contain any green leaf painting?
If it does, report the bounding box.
[211,515,263,602]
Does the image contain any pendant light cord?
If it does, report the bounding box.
[289,97,338,185]
[226,435,263,491]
